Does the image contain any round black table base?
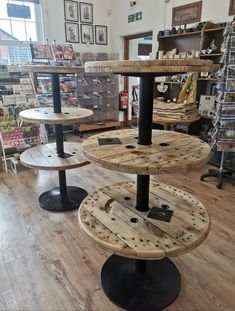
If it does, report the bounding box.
[39,186,88,212]
[101,255,181,311]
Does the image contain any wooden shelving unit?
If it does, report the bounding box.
[200,53,223,57]
[154,23,226,139]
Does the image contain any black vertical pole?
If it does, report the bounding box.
[136,74,154,212]
[138,75,154,145]
[135,259,146,273]
[52,73,67,195]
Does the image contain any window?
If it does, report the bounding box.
[0,0,42,42]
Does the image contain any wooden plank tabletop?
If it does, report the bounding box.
[78,181,210,260]
[85,59,214,74]
[81,129,211,175]
[19,107,93,125]
[20,142,90,171]
[20,65,84,74]
[153,114,200,125]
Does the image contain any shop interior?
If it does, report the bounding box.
[0,0,235,310]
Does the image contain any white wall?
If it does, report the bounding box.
[40,0,112,53]
[39,0,234,54]
[165,0,232,29]
[110,0,165,58]
[110,0,233,57]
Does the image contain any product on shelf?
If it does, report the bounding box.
[30,44,54,60]
[52,44,76,60]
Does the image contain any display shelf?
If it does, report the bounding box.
[20,142,90,171]
[30,68,120,132]
[79,181,210,259]
[85,59,213,74]
[20,65,93,212]
[204,27,224,33]
[0,125,43,173]
[20,65,84,74]
[74,120,120,132]
[200,53,223,57]
[158,31,201,39]
[19,107,93,125]
[82,128,210,175]
[75,72,119,131]
[152,114,200,129]
[81,58,213,311]
[201,23,235,188]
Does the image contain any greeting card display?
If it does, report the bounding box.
[30,44,54,60]
[52,44,76,60]
[201,22,235,188]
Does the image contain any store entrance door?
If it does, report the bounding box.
[124,31,153,127]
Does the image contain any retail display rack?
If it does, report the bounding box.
[201,23,235,188]
[0,65,45,173]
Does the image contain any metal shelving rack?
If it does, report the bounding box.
[201,23,235,188]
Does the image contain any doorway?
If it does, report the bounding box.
[123,31,153,127]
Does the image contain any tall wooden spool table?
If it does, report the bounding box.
[20,65,93,211]
[79,59,213,310]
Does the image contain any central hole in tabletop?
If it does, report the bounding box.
[130,218,138,223]
[126,145,136,149]
[159,143,170,147]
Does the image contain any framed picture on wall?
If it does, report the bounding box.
[95,25,108,45]
[65,22,79,43]
[79,2,93,23]
[64,0,78,22]
[229,0,235,15]
[172,1,202,26]
[81,24,94,44]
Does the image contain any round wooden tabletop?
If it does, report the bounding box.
[78,181,210,260]
[85,59,214,74]
[81,129,211,175]
[153,114,200,126]
[20,65,84,74]
[20,142,90,171]
[19,107,93,125]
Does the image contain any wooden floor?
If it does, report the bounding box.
[0,137,235,311]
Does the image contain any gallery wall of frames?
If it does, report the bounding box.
[64,0,108,45]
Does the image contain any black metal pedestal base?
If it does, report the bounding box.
[101,255,181,311]
[201,168,235,189]
[38,186,88,211]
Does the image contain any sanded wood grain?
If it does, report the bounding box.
[19,107,93,125]
[85,59,214,74]
[82,129,211,175]
[20,142,90,171]
[153,114,200,125]
[20,65,84,74]
[0,141,234,311]
[78,181,210,260]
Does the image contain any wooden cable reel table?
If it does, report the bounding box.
[19,65,93,212]
[153,114,200,130]
[79,59,213,310]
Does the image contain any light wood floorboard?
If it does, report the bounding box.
[0,139,234,311]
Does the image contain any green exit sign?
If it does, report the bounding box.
[128,12,142,23]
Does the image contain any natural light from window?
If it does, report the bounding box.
[0,0,39,42]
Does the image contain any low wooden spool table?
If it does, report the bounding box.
[79,59,213,310]
[20,65,93,211]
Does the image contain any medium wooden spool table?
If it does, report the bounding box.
[20,65,93,211]
[79,59,213,310]
[153,114,200,131]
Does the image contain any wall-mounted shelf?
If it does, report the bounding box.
[204,27,224,33]
[200,53,223,57]
[158,31,201,39]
